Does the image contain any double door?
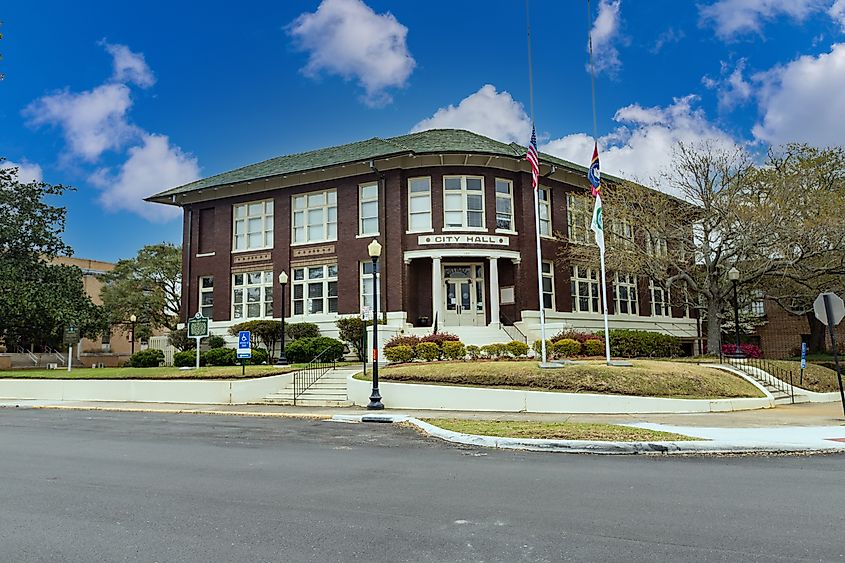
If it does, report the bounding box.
[443,264,485,326]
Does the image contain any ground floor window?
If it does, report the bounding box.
[360,261,380,311]
[650,280,670,317]
[293,264,338,315]
[541,261,555,310]
[232,271,273,320]
[199,276,214,318]
[613,272,638,315]
[570,265,600,313]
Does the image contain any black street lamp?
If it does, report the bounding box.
[129,314,137,356]
[277,271,288,365]
[367,239,384,410]
[728,267,744,358]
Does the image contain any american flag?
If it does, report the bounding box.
[525,125,540,190]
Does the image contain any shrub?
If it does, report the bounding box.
[532,339,553,357]
[466,345,481,360]
[335,317,368,361]
[168,328,195,351]
[174,350,203,367]
[385,335,421,350]
[441,341,466,361]
[286,322,320,341]
[481,343,507,359]
[552,338,581,358]
[384,345,414,364]
[721,343,762,359]
[608,329,682,358]
[207,335,227,349]
[128,349,165,368]
[582,338,605,357]
[551,330,598,344]
[284,336,345,363]
[419,332,460,347]
[416,341,439,361]
[506,340,529,358]
[203,347,236,366]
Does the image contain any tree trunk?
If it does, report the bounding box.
[707,299,722,355]
[806,312,827,353]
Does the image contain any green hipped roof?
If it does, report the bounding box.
[146,128,613,203]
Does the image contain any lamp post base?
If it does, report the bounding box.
[275,352,288,366]
[367,388,384,410]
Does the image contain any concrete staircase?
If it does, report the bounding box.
[726,361,810,405]
[259,367,354,407]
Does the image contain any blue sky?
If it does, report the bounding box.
[2,0,844,261]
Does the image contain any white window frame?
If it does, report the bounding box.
[567,193,597,244]
[292,189,337,245]
[443,175,486,231]
[541,261,555,310]
[199,276,214,318]
[231,271,274,320]
[570,265,601,313]
[232,199,274,252]
[538,187,552,237]
[650,280,671,317]
[292,264,338,316]
[360,261,380,311]
[495,178,515,233]
[407,177,432,233]
[611,218,634,248]
[613,272,639,315]
[358,182,379,236]
[647,232,668,258]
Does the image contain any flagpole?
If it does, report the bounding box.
[598,223,611,365]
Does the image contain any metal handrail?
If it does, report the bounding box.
[727,356,795,404]
[46,347,66,365]
[293,346,337,405]
[499,312,528,344]
[15,347,39,365]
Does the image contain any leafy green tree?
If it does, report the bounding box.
[99,243,182,332]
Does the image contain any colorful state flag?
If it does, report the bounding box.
[591,195,605,253]
[588,141,601,197]
[525,125,540,190]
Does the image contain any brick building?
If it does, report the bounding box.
[147,129,698,347]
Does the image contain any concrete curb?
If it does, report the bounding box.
[331,414,845,455]
[34,404,332,420]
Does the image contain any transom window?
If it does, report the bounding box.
[292,190,337,244]
[443,176,485,229]
[232,271,273,320]
[408,177,432,232]
[199,276,214,318]
[495,179,514,231]
[360,261,380,311]
[542,261,555,310]
[292,264,338,315]
[571,265,600,313]
[566,194,593,244]
[359,182,379,236]
[613,273,638,315]
[233,200,273,251]
[650,280,670,317]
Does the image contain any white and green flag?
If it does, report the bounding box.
[590,194,605,254]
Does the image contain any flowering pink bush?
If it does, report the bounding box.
[721,343,762,358]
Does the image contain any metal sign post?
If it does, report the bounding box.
[187,313,209,369]
[814,292,845,416]
[361,307,371,375]
[237,330,252,376]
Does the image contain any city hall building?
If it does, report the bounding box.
[147,129,697,348]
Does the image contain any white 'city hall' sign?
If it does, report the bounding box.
[418,234,510,246]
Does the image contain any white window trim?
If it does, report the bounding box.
[442,175,486,231]
[231,271,274,321]
[495,178,515,233]
[613,272,639,316]
[538,187,553,239]
[649,280,671,317]
[291,189,338,246]
[199,276,214,318]
[291,264,339,316]
[407,176,433,233]
[360,261,381,311]
[541,261,555,311]
[232,199,274,253]
[358,181,379,237]
[566,193,594,245]
[571,265,601,314]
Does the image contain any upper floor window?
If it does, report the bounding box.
[611,218,634,248]
[359,182,379,236]
[232,271,273,320]
[647,232,668,258]
[443,176,485,229]
[292,190,337,244]
[360,261,380,311]
[650,280,670,317]
[745,289,765,317]
[408,177,432,232]
[233,200,273,251]
[541,261,555,310]
[199,276,214,318]
[613,272,638,315]
[567,194,594,244]
[495,179,514,231]
[292,264,338,315]
[571,265,600,313]
[538,187,551,236]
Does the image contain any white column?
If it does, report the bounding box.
[488,257,500,326]
[432,257,442,328]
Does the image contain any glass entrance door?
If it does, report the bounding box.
[443,264,485,326]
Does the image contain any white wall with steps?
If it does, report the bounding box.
[259,367,356,407]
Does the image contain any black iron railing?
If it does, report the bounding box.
[499,312,528,344]
[293,346,337,405]
[727,356,795,404]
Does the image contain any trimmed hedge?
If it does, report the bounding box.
[384,344,414,363]
[129,349,165,368]
[466,345,481,360]
[441,341,466,361]
[284,336,345,363]
[552,338,581,358]
[532,339,553,356]
[385,335,421,350]
[207,335,227,349]
[174,350,202,367]
[204,347,236,366]
[582,338,605,356]
[416,342,439,361]
[506,340,529,357]
[481,343,507,359]
[608,329,682,358]
[419,332,460,346]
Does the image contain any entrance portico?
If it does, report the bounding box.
[404,249,521,328]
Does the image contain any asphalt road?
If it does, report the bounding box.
[0,408,843,562]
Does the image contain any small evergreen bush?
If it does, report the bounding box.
[481,343,507,359]
[608,329,682,358]
[174,350,202,367]
[128,349,165,368]
[284,336,345,363]
[441,341,466,361]
[582,338,605,356]
[466,345,481,360]
[532,339,553,357]
[552,338,581,358]
[385,335,421,350]
[286,322,320,341]
[207,335,227,349]
[203,347,236,366]
[416,341,439,361]
[506,340,529,357]
[384,344,414,363]
[419,332,460,346]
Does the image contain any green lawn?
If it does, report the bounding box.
[764,361,842,393]
[421,419,698,442]
[0,365,301,380]
[358,360,763,399]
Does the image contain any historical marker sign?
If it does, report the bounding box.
[63,325,80,345]
[814,292,845,327]
[187,313,210,338]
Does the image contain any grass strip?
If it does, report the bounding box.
[0,365,300,380]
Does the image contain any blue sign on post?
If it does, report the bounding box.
[237,331,252,359]
[800,342,807,369]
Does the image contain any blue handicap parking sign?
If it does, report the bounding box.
[237,331,252,359]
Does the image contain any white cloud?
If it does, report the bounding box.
[699,0,826,38]
[287,0,415,106]
[24,83,139,161]
[651,27,685,53]
[92,134,200,221]
[751,42,845,146]
[589,0,623,76]
[410,84,532,144]
[101,41,156,88]
[542,96,739,189]
[830,0,845,29]
[702,59,753,110]
[1,160,43,183]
